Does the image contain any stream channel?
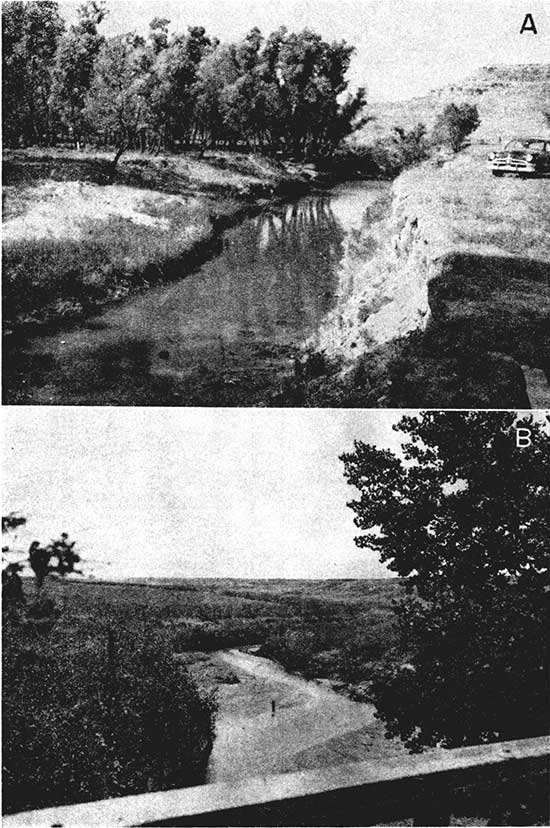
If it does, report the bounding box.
[206,649,384,783]
[14,181,389,405]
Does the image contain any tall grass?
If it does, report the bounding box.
[3,198,213,330]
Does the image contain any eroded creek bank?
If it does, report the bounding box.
[296,172,550,409]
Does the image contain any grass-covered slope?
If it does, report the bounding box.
[360,64,550,145]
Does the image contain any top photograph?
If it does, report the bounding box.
[2,0,549,408]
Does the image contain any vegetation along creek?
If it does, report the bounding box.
[6,182,390,406]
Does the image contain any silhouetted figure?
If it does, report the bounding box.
[271,699,276,716]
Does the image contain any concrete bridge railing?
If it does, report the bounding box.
[3,735,548,827]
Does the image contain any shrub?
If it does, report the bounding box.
[432,102,480,152]
[2,623,216,814]
[330,123,429,179]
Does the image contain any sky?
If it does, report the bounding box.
[58,0,550,101]
[3,408,410,580]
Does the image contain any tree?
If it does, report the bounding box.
[2,514,27,613]
[28,532,81,595]
[432,101,480,152]
[193,42,239,150]
[2,1,64,146]
[341,412,549,751]
[275,28,367,158]
[2,514,81,600]
[148,25,211,151]
[83,32,154,176]
[49,1,107,147]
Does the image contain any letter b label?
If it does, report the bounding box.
[516,428,532,448]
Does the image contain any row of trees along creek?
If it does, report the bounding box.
[2,1,368,166]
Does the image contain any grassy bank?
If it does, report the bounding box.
[2,149,312,335]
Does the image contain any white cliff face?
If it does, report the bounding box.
[313,170,450,362]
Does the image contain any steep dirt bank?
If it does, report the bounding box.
[293,146,549,408]
[2,149,313,337]
[285,63,550,408]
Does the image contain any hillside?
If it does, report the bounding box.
[360,64,550,145]
[309,64,550,408]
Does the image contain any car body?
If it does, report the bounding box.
[488,137,550,177]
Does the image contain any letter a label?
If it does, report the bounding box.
[520,13,537,34]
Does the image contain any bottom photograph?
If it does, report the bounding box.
[2,408,549,827]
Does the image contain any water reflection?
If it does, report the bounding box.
[201,197,345,344]
[19,183,384,404]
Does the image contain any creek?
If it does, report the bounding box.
[15,181,389,405]
[206,648,378,783]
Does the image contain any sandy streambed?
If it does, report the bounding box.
[206,649,411,783]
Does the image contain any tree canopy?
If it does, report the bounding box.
[341,411,549,751]
[2,1,367,161]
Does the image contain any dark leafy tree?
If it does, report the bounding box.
[149,25,211,151]
[3,626,217,813]
[83,32,154,175]
[276,28,367,158]
[2,514,81,599]
[341,411,549,751]
[148,16,170,54]
[28,532,81,595]
[2,0,64,146]
[432,101,480,152]
[193,42,239,150]
[49,1,107,147]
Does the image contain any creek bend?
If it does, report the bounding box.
[13,181,389,405]
[206,649,378,783]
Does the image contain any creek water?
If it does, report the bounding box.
[206,649,378,783]
[13,181,388,405]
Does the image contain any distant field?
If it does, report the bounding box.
[27,576,401,694]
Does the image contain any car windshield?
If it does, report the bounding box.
[505,139,545,151]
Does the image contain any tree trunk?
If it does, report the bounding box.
[109,144,128,183]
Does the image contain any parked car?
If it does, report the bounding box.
[488,137,550,177]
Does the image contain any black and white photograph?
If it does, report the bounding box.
[2,408,549,825]
[2,1,550,826]
[2,0,549,407]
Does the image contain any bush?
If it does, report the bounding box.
[2,622,216,814]
[330,123,429,179]
[432,102,480,152]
